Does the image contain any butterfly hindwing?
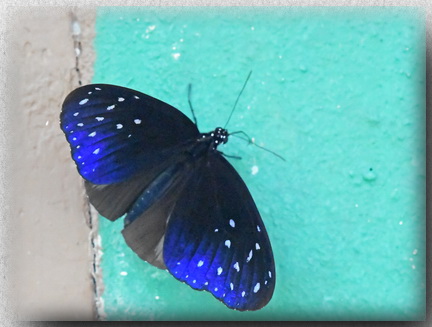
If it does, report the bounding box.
[84,163,168,221]
[121,153,197,267]
[60,84,199,184]
[163,154,276,311]
[84,150,194,221]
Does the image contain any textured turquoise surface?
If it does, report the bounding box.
[93,7,425,321]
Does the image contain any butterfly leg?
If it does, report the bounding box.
[218,151,242,160]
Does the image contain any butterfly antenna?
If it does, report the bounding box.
[230,131,286,162]
[187,83,199,127]
[224,71,253,129]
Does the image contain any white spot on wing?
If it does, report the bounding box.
[73,112,79,116]
[225,240,231,248]
[217,267,223,275]
[95,117,104,121]
[79,99,89,105]
[257,225,261,232]
[88,131,96,137]
[95,87,101,90]
[254,282,260,293]
[246,250,253,262]
[242,291,245,297]
[197,260,204,267]
[255,243,260,250]
[134,95,140,99]
[116,124,123,129]
[229,219,235,227]
[107,105,115,110]
[93,148,100,154]
[134,119,142,124]
[77,123,83,127]
[214,229,218,232]
[233,262,240,272]
[230,283,234,290]
[268,271,272,278]
[118,97,125,102]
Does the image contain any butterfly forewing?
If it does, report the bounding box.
[60,84,199,184]
[163,154,275,311]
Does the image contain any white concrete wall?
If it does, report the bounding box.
[5,7,96,321]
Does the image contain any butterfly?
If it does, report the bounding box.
[59,77,276,311]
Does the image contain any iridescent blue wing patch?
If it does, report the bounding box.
[60,84,199,184]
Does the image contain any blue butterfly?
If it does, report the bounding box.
[60,82,275,311]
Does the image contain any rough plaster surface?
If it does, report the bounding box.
[6,7,97,321]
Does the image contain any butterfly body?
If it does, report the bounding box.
[60,84,275,311]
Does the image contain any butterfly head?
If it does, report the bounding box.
[211,127,229,148]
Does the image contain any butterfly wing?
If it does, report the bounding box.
[162,154,276,311]
[83,159,175,221]
[60,84,199,185]
[121,153,196,268]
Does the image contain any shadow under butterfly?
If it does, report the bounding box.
[59,72,279,311]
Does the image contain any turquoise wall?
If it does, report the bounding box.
[93,7,425,321]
